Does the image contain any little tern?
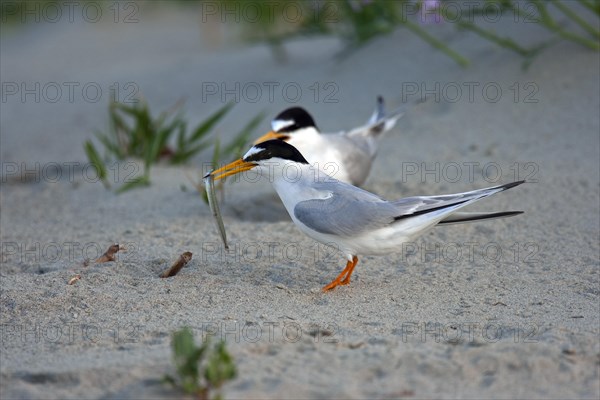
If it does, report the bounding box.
[253,97,411,186]
[207,140,525,291]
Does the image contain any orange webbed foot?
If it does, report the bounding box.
[322,256,358,292]
[322,280,342,292]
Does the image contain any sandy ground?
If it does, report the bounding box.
[1,3,599,399]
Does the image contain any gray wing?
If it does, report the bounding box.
[390,181,524,219]
[293,181,399,237]
[293,181,524,237]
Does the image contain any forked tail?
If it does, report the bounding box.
[363,96,427,137]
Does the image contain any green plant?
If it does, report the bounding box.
[84,99,263,193]
[217,0,599,68]
[163,327,237,400]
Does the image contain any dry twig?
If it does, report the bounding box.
[160,252,193,278]
[95,244,121,263]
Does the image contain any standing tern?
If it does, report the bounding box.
[206,140,524,291]
[253,96,413,186]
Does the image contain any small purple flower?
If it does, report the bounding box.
[418,0,443,24]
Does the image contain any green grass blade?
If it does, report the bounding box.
[84,140,110,189]
[578,0,600,16]
[115,175,150,194]
[553,1,600,40]
[401,19,469,67]
[188,102,235,143]
[211,137,221,169]
[223,112,266,157]
[171,142,210,164]
[176,120,187,150]
[93,130,124,160]
[147,118,180,165]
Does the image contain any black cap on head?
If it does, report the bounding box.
[272,107,317,132]
[244,140,309,164]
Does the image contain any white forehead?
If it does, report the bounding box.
[271,119,294,132]
[243,146,263,159]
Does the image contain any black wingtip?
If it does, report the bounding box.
[494,210,524,217]
[437,210,524,225]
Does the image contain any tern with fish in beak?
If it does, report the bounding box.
[206,140,524,291]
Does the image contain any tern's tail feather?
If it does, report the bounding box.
[359,96,425,139]
[438,211,524,225]
[392,181,525,223]
[367,96,386,125]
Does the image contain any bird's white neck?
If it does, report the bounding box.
[286,127,321,148]
[257,160,331,215]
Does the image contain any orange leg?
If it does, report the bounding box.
[322,256,359,291]
[340,256,359,285]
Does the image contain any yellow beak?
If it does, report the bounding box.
[253,130,287,145]
[208,158,257,181]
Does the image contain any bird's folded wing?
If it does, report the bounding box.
[293,181,523,237]
[391,181,523,220]
[293,181,398,237]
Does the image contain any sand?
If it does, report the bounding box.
[1,3,599,399]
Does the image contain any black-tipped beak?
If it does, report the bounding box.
[206,159,257,181]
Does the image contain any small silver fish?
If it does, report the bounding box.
[204,172,228,249]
